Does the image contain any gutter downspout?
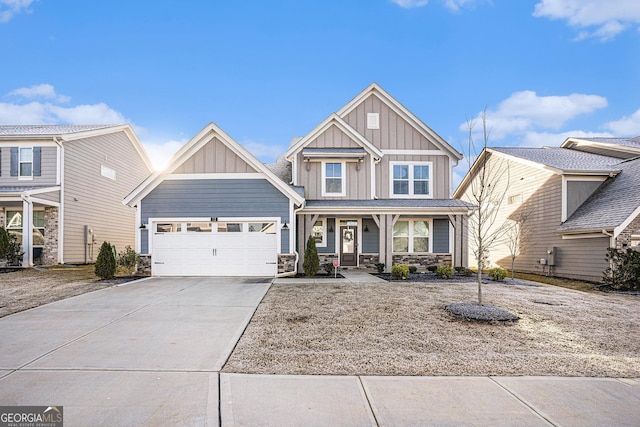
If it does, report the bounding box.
[602,229,615,248]
[275,202,305,278]
[54,136,64,264]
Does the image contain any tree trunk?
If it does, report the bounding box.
[511,256,515,280]
[477,260,483,305]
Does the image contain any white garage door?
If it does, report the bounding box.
[151,221,278,277]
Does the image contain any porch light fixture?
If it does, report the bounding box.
[281,222,289,230]
[328,225,334,232]
[139,223,147,230]
[364,225,369,232]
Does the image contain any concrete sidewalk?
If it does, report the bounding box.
[221,374,640,426]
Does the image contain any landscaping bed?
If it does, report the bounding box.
[224,279,640,377]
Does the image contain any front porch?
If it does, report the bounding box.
[295,199,472,273]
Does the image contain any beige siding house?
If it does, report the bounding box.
[286,83,475,272]
[454,136,640,282]
[0,125,153,266]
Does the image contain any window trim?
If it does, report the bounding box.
[321,161,346,197]
[19,147,34,180]
[389,161,433,199]
[392,218,433,253]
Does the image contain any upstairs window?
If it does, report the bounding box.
[19,148,33,177]
[391,162,432,198]
[322,162,345,196]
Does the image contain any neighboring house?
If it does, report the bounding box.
[454,136,640,282]
[124,83,474,277]
[0,125,153,267]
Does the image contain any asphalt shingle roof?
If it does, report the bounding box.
[558,157,640,233]
[577,136,640,149]
[492,147,623,172]
[305,199,475,209]
[0,124,120,136]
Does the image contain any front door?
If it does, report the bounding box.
[340,226,358,266]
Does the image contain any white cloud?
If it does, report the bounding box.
[533,0,640,41]
[240,139,286,164]
[390,0,429,8]
[461,90,608,140]
[0,84,129,125]
[7,84,70,103]
[443,0,479,12]
[605,108,640,135]
[0,0,35,23]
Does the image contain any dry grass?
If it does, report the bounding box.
[224,280,640,377]
[513,272,597,292]
[0,265,130,318]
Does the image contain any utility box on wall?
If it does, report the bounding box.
[547,247,557,266]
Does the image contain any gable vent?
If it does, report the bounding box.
[367,113,380,130]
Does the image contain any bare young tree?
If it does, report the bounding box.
[465,110,510,305]
[504,212,528,280]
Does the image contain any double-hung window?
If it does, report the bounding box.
[391,162,432,198]
[392,219,431,253]
[322,162,345,196]
[19,148,33,178]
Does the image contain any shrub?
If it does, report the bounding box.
[461,268,474,277]
[0,227,23,266]
[427,265,438,273]
[374,263,385,274]
[118,245,140,276]
[603,247,640,290]
[322,262,336,275]
[95,241,117,279]
[488,267,508,281]
[436,265,454,279]
[454,266,465,273]
[303,235,320,277]
[408,265,418,274]
[391,264,409,280]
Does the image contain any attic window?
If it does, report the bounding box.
[367,113,379,130]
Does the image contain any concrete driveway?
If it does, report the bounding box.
[0,277,271,426]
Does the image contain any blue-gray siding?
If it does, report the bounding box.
[433,219,449,253]
[362,218,379,253]
[140,179,290,253]
[317,218,336,254]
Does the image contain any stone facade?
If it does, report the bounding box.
[359,254,381,270]
[392,253,453,271]
[616,215,640,250]
[278,254,296,274]
[41,207,58,266]
[0,210,5,229]
[137,254,152,276]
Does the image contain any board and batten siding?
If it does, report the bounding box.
[0,145,58,186]
[342,93,440,151]
[432,219,450,253]
[459,153,610,282]
[63,131,152,263]
[173,137,258,174]
[139,179,291,254]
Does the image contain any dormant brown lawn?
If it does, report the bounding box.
[224,280,640,377]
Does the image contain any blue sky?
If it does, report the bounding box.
[1,0,639,186]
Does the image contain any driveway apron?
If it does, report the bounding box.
[0,277,270,426]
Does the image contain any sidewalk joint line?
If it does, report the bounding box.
[488,377,557,426]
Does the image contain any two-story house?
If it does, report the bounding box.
[0,125,153,267]
[124,84,474,277]
[287,83,474,271]
[454,136,640,282]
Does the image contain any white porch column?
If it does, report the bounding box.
[21,198,33,267]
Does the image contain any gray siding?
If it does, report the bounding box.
[342,93,439,151]
[566,180,603,219]
[33,190,60,204]
[317,218,336,254]
[433,219,450,253]
[0,145,58,186]
[140,179,290,253]
[377,154,451,199]
[173,137,258,174]
[458,154,611,282]
[63,131,152,263]
[362,217,379,253]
